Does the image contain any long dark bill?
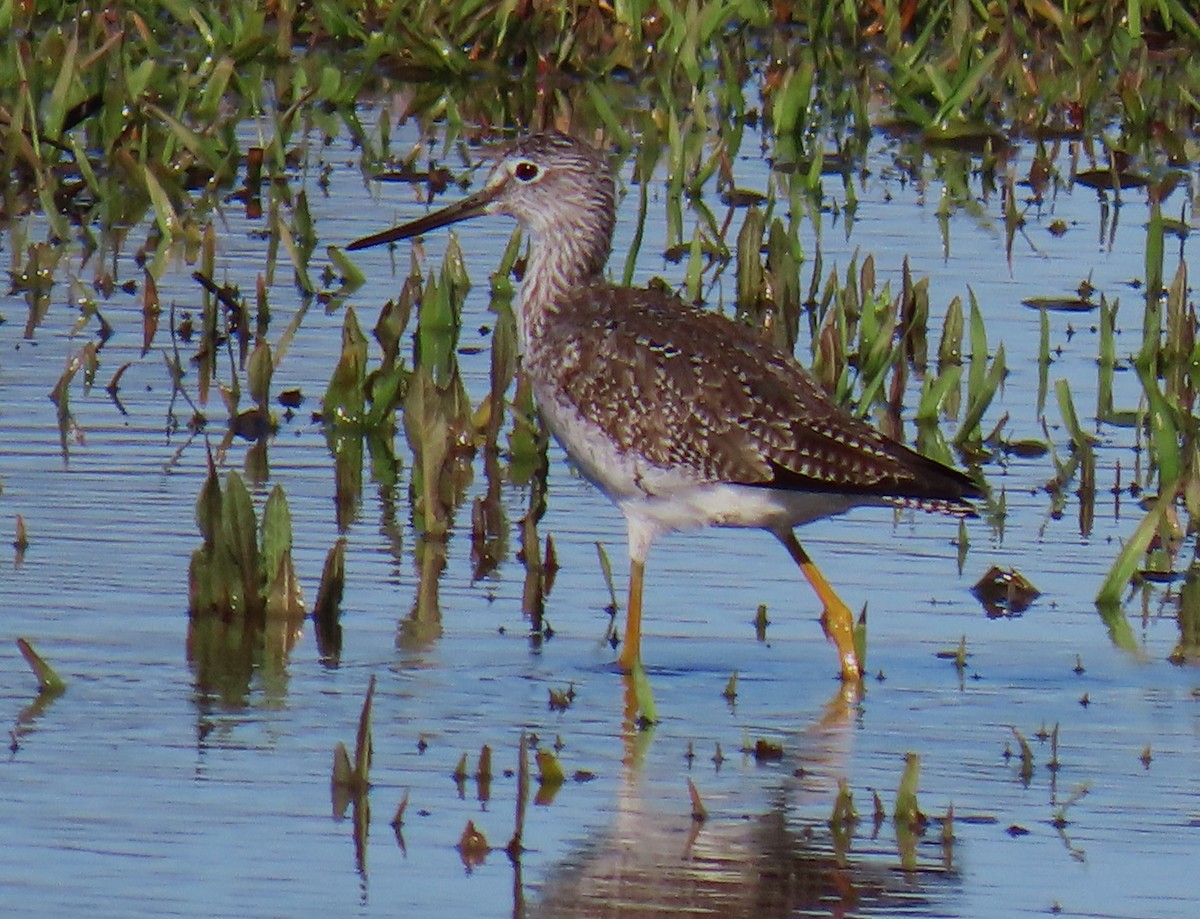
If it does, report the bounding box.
[346,181,505,251]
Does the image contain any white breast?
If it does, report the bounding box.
[536,385,878,540]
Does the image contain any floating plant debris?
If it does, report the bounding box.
[1073,169,1149,190]
[547,684,575,712]
[972,566,1041,617]
[722,671,738,702]
[1021,296,1096,313]
[457,820,489,871]
[752,739,784,762]
[935,635,970,670]
[1006,824,1031,837]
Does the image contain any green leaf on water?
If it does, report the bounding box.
[264,550,304,620]
[145,102,223,173]
[853,604,867,673]
[1145,201,1164,300]
[595,542,619,615]
[1095,493,1174,617]
[294,189,315,247]
[195,450,223,546]
[687,777,708,822]
[313,538,346,637]
[954,343,1005,444]
[966,288,987,396]
[938,294,964,368]
[364,363,408,431]
[487,296,516,396]
[17,638,66,696]
[736,205,765,311]
[630,658,658,728]
[44,32,78,141]
[403,366,451,537]
[247,339,272,410]
[197,55,235,117]
[722,670,738,702]
[327,245,365,289]
[534,747,565,787]
[894,752,923,828]
[1136,361,1181,487]
[260,484,292,566]
[324,307,368,426]
[417,272,458,388]
[222,471,258,589]
[1054,379,1099,449]
[685,226,704,304]
[142,164,180,238]
[932,46,1002,124]
[1011,727,1035,782]
[278,220,314,296]
[354,674,375,784]
[452,753,469,783]
[261,485,303,619]
[830,778,856,825]
[332,741,355,788]
[772,59,815,139]
[916,364,962,422]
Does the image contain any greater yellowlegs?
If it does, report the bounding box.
[349,131,983,681]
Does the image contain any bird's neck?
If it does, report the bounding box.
[517,225,611,350]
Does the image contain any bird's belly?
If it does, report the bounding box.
[536,391,874,533]
[622,483,866,534]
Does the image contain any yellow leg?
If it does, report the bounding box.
[779,531,862,683]
[616,558,645,672]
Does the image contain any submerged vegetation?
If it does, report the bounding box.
[4,3,1200,696]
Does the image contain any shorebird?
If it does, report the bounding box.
[349,131,983,681]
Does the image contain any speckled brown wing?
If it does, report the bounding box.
[537,283,981,507]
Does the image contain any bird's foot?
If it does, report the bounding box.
[820,606,864,683]
[836,646,864,684]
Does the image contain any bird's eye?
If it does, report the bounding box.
[513,161,540,182]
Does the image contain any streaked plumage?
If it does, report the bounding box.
[350,131,983,681]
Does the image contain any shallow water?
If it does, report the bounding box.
[2,115,1198,918]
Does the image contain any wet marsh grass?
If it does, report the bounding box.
[1,7,1192,687]
[4,17,1185,643]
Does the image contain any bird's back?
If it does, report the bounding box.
[526,282,981,512]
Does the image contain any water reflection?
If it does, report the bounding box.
[8,670,65,756]
[1169,560,1200,664]
[314,537,348,665]
[187,615,300,709]
[529,817,951,918]
[530,686,954,919]
[398,534,447,649]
